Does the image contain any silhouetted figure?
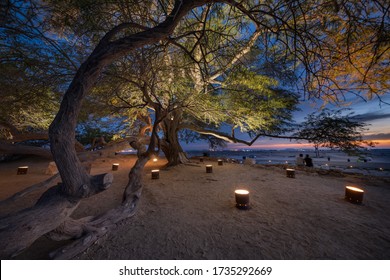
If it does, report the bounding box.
[304,154,313,167]
[327,156,330,161]
[296,154,304,166]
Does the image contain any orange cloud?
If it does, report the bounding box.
[371,139,390,148]
[229,142,314,150]
[228,139,390,150]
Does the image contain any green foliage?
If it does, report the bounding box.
[0,61,59,131]
[76,126,113,146]
[222,68,298,134]
[0,0,77,132]
[77,2,301,151]
[75,117,118,145]
[2,0,387,151]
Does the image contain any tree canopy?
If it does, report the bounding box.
[294,109,375,156]
[2,0,388,143]
[0,0,80,137]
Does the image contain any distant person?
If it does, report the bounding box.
[304,154,313,167]
[296,154,304,166]
[327,156,330,161]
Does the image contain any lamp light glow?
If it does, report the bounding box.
[112,163,119,171]
[17,166,29,175]
[345,186,364,204]
[286,168,295,178]
[151,169,160,179]
[206,165,213,173]
[235,189,250,209]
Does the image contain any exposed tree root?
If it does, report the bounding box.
[0,172,113,259]
[0,173,61,208]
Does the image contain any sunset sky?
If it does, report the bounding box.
[182,94,390,150]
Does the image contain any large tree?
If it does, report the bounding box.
[0,0,389,259]
[83,0,389,165]
[294,109,375,157]
[89,4,299,165]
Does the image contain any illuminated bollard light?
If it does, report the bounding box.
[235,189,250,209]
[17,166,29,175]
[218,159,223,166]
[286,168,295,178]
[112,163,119,171]
[206,165,213,173]
[153,158,158,163]
[345,186,364,204]
[151,169,160,179]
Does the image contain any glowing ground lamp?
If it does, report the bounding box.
[206,165,213,173]
[112,163,119,171]
[17,166,29,175]
[235,189,250,209]
[151,169,160,179]
[286,168,295,178]
[153,158,158,163]
[345,186,364,204]
[218,159,223,166]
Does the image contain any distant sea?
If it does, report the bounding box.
[185,149,390,168]
[114,147,390,175]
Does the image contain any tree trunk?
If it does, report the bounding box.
[49,116,162,259]
[0,185,80,258]
[0,173,113,259]
[0,141,52,159]
[48,0,205,197]
[160,111,188,166]
[0,141,84,159]
[49,155,149,259]
[0,173,60,208]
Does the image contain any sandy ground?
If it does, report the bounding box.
[1,155,390,260]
